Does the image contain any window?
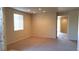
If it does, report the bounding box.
[14,13,24,31]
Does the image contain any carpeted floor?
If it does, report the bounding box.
[7,37,77,51]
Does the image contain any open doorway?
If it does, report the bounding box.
[57,16,68,40]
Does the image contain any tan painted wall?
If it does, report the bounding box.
[3,8,32,44]
[60,16,68,33]
[32,11,57,38]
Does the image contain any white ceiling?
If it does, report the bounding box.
[13,7,57,14]
[13,7,78,14]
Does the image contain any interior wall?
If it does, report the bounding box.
[60,16,68,33]
[3,8,32,44]
[68,12,78,40]
[58,11,78,40]
[32,11,57,38]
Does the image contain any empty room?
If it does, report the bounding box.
[0,7,78,51]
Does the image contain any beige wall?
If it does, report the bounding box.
[60,16,68,33]
[3,8,32,44]
[32,11,57,38]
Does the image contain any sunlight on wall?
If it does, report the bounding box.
[57,16,61,37]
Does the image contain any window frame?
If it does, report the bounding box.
[13,13,24,31]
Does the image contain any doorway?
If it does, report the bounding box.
[57,16,68,40]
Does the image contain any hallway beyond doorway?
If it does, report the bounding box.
[57,16,68,40]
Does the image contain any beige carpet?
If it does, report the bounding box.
[7,37,77,51]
